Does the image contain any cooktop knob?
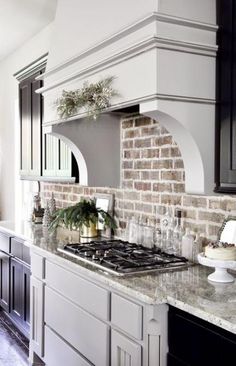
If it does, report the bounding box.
[84,251,92,257]
[104,250,112,257]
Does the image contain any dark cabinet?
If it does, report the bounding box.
[0,232,10,312]
[215,0,236,192]
[10,258,23,323]
[19,71,42,177]
[18,59,78,182]
[0,251,10,312]
[168,306,236,366]
[10,259,30,336]
[10,238,31,337]
[0,232,31,339]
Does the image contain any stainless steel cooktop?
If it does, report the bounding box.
[58,239,189,276]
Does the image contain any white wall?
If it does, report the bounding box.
[0,23,53,220]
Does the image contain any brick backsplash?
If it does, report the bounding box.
[41,115,236,240]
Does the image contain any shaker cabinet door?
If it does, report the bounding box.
[18,59,78,182]
[168,306,236,366]
[19,72,42,177]
[44,326,92,366]
[0,251,10,312]
[10,258,30,338]
[10,258,23,323]
[111,330,142,366]
[23,265,30,333]
[215,0,236,192]
[45,286,109,366]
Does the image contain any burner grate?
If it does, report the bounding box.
[58,239,189,276]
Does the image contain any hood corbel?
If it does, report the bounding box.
[43,113,121,188]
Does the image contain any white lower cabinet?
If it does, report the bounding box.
[111,330,142,366]
[45,286,109,366]
[30,253,168,366]
[44,326,92,366]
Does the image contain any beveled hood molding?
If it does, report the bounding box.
[37,0,218,194]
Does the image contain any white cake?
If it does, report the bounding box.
[205,242,236,261]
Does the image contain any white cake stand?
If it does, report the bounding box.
[198,253,236,283]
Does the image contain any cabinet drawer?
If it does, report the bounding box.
[111,293,143,340]
[10,238,30,265]
[31,252,44,279]
[0,232,10,253]
[23,245,30,265]
[45,286,109,366]
[45,260,109,320]
[45,326,92,366]
[10,237,22,259]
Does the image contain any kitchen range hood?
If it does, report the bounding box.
[37,0,217,194]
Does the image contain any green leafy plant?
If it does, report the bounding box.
[56,76,118,119]
[49,198,117,231]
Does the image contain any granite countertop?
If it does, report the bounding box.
[0,220,236,335]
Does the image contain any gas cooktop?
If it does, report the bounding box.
[57,239,189,276]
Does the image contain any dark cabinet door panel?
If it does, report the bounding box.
[0,230,30,339]
[10,259,23,323]
[10,258,30,337]
[216,0,236,191]
[19,79,31,174]
[31,76,42,174]
[19,69,42,177]
[168,306,236,366]
[19,62,78,181]
[23,265,30,332]
[0,251,10,312]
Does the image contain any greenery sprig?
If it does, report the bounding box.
[56,76,118,119]
[49,198,117,232]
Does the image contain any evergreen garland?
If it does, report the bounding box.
[56,76,118,119]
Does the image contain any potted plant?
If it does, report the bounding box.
[49,198,116,238]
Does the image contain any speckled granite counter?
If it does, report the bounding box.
[0,220,236,335]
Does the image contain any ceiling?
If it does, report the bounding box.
[0,0,57,61]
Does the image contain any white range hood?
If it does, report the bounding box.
[37,0,218,194]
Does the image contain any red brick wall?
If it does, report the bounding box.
[41,115,236,240]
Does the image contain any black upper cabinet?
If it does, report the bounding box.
[18,59,79,182]
[215,0,236,192]
[19,71,42,177]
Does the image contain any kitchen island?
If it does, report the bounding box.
[0,221,235,366]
